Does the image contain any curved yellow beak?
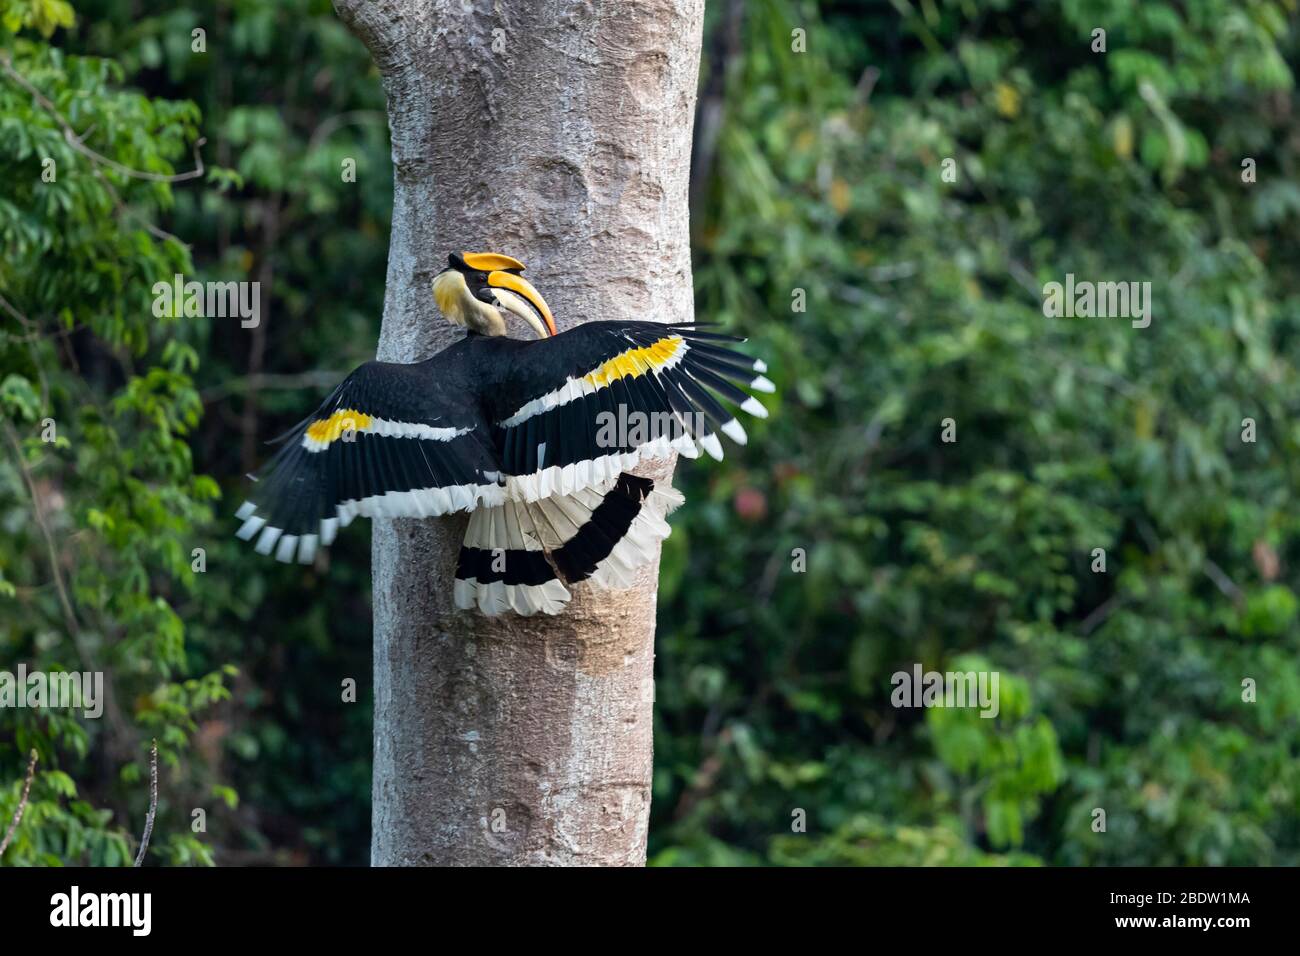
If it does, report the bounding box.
[488,270,558,338]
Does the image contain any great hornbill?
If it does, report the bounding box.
[235,251,775,615]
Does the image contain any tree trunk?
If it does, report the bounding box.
[332,0,705,866]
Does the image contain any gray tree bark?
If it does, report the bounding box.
[332,0,705,866]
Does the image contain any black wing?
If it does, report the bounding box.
[235,359,504,562]
[489,322,774,500]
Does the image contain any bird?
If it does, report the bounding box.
[233,251,775,616]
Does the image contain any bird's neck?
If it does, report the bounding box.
[460,300,506,336]
[433,271,505,336]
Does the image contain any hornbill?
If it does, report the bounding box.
[234,251,774,615]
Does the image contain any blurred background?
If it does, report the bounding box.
[2,0,1298,866]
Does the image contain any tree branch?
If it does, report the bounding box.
[0,51,207,184]
[1,417,85,655]
[0,291,37,331]
[1,418,134,751]
[0,750,38,858]
[133,740,158,867]
[1204,558,1244,604]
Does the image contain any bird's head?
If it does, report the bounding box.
[432,252,558,339]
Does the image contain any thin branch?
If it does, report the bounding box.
[855,65,881,103]
[1,51,200,248]
[136,209,191,248]
[1136,514,1244,604]
[1204,559,1244,603]
[0,291,37,330]
[1,385,132,756]
[88,157,193,249]
[1007,259,1045,300]
[0,51,207,183]
[1079,595,1121,636]
[133,740,158,867]
[1,417,85,654]
[1,419,135,747]
[0,750,38,857]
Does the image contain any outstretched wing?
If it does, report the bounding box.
[491,322,774,500]
[234,360,505,563]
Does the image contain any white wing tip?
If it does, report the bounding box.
[236,514,266,541]
[274,534,299,563]
[750,374,776,393]
[740,396,769,419]
[254,525,283,556]
[720,418,748,445]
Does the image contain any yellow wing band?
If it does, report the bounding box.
[305,409,372,445]
[583,336,684,389]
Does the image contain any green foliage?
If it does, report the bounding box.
[2,0,386,865]
[768,815,1042,867]
[653,0,1300,865]
[1,1,228,864]
[2,0,75,38]
[5,0,1298,868]
[925,660,1063,847]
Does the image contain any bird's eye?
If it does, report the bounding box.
[478,272,488,282]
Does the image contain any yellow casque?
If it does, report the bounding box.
[461,252,527,272]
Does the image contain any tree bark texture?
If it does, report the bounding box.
[332,0,705,866]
